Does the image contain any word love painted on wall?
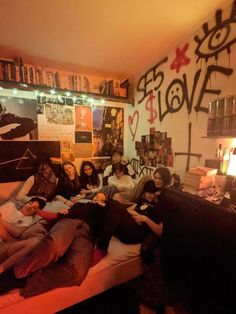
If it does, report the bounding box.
[128,110,139,141]
[137,2,236,122]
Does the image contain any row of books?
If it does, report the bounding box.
[183,167,218,191]
[0,57,128,98]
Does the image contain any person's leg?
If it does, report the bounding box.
[20,222,94,297]
[14,219,84,278]
[0,238,41,274]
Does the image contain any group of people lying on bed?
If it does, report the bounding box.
[0,151,176,313]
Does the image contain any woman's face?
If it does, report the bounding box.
[112,153,122,163]
[153,171,164,188]
[115,170,124,179]
[63,164,76,177]
[84,165,93,176]
[144,192,156,203]
[39,164,52,179]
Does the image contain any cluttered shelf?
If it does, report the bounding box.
[202,136,236,138]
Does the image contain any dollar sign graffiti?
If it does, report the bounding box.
[145,92,157,124]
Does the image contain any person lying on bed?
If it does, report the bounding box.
[0,197,46,274]
[12,193,109,298]
[36,179,164,265]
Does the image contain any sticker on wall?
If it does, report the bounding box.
[93,107,124,157]
[75,106,92,131]
[0,141,60,182]
[0,96,38,141]
[73,143,93,158]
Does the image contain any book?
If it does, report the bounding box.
[188,166,217,177]
[184,173,215,189]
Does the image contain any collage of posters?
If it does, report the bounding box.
[0,93,124,181]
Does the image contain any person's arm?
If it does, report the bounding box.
[126,163,136,178]
[129,212,163,237]
[0,218,28,238]
[36,210,58,220]
[16,176,35,201]
[55,194,74,207]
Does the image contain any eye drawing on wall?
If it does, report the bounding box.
[194,1,236,62]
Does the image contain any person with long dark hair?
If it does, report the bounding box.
[55,161,82,207]
[16,157,57,202]
[79,161,102,199]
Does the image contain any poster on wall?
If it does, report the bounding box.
[0,141,60,182]
[61,141,75,162]
[37,101,75,142]
[73,143,93,158]
[93,106,124,157]
[75,106,92,131]
[0,96,38,141]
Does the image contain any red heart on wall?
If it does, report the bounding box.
[128,110,139,141]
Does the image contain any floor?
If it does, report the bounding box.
[59,281,179,314]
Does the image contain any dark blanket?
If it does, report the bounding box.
[161,187,236,314]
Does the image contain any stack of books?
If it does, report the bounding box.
[184,167,218,193]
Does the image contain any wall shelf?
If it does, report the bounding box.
[0,80,135,105]
[202,136,236,139]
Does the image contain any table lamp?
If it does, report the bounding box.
[226,147,236,202]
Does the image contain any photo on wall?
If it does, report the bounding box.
[0,141,60,182]
[135,128,174,167]
[0,96,38,140]
[37,101,75,142]
[75,106,92,131]
[93,106,124,157]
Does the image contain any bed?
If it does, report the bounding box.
[0,236,142,314]
[0,180,143,313]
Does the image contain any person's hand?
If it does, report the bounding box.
[121,159,128,165]
[59,208,69,215]
[126,204,137,213]
[129,211,147,225]
[87,184,93,190]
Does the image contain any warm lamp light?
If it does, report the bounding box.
[227,148,236,176]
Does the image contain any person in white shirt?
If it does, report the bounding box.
[103,150,135,185]
[0,197,46,274]
[108,162,135,201]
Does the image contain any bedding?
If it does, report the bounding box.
[0,237,142,313]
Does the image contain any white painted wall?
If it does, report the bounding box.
[125,2,236,180]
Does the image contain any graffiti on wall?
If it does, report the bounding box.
[136,2,236,122]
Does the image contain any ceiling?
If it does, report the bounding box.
[0,0,232,81]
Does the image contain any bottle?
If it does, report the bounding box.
[216,144,223,160]
[214,99,224,136]
[221,147,230,174]
[207,100,216,136]
[222,96,233,136]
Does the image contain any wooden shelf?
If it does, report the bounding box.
[202,136,236,138]
[0,80,135,105]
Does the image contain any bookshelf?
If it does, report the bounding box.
[0,57,134,105]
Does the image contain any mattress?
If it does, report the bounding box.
[0,237,142,314]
